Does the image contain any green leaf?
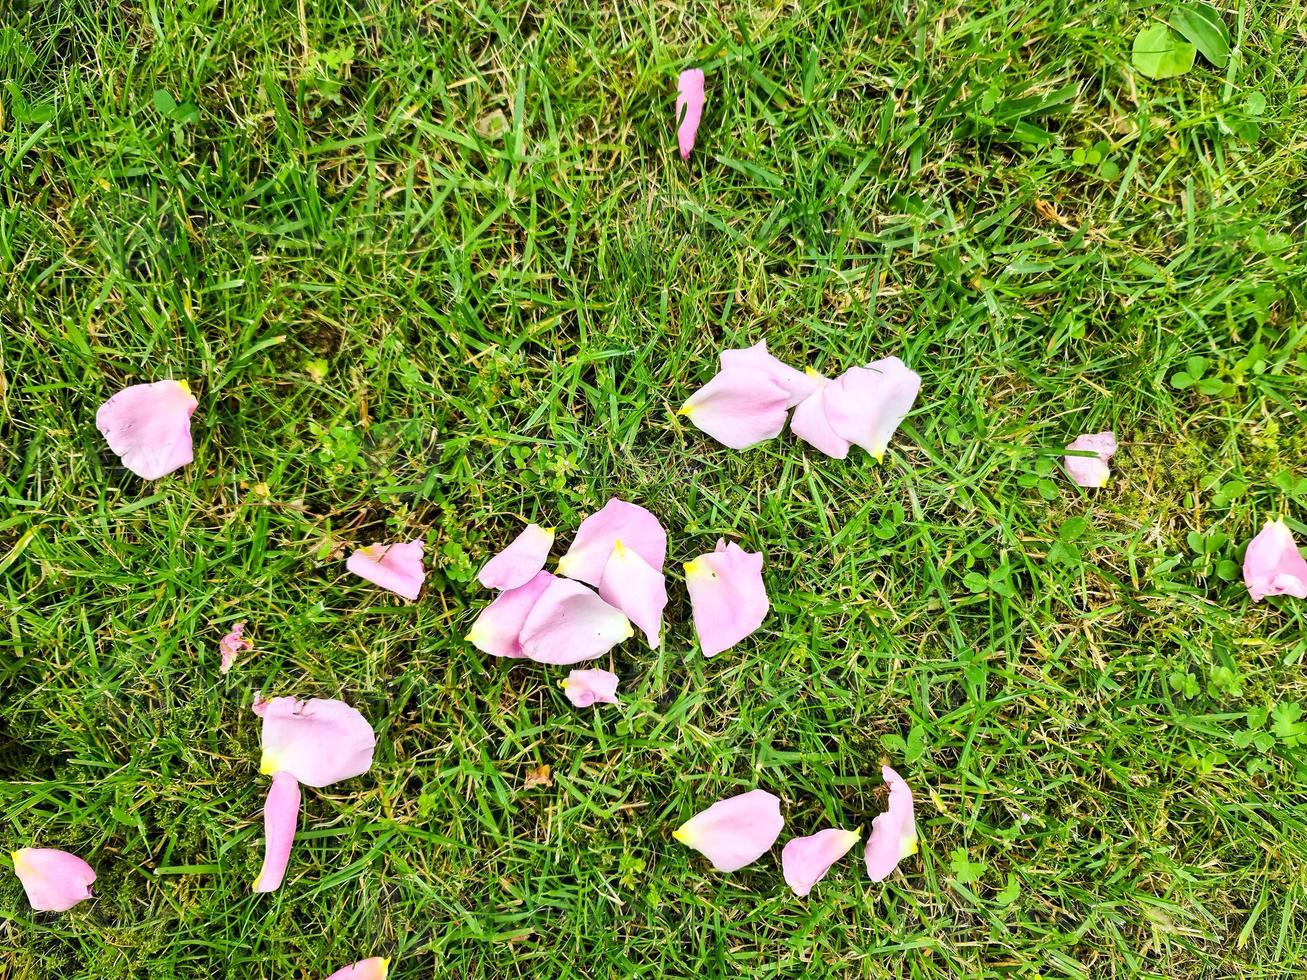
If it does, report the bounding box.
[1132,23,1196,79]
[153,89,178,115]
[994,872,1021,906]
[1169,3,1230,68]
[949,847,987,885]
[1196,377,1226,396]
[1169,371,1194,389]
[1186,355,1209,378]
[1245,91,1267,116]
[1060,516,1089,542]
[1098,159,1120,181]
[963,571,988,594]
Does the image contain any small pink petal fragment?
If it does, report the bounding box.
[252,770,300,894]
[720,341,819,408]
[599,541,667,648]
[673,789,784,872]
[519,578,633,665]
[347,540,425,601]
[478,524,555,591]
[684,540,769,657]
[11,848,96,912]
[557,499,667,585]
[782,828,861,897]
[561,668,621,708]
[1063,430,1117,488]
[324,957,390,980]
[864,765,918,882]
[680,368,790,450]
[257,697,376,788]
[467,570,555,658]
[676,68,705,160]
[1244,518,1307,602]
[218,620,252,674]
[826,357,923,461]
[96,379,198,479]
[790,374,851,459]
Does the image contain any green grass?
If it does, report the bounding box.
[3,0,1307,976]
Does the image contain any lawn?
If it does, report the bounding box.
[3,0,1307,977]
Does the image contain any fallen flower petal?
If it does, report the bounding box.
[789,373,851,459]
[347,540,426,601]
[720,341,819,408]
[560,668,621,707]
[519,578,633,665]
[11,848,96,912]
[96,379,198,479]
[325,957,391,980]
[478,524,555,591]
[673,789,784,872]
[684,540,769,657]
[252,770,300,894]
[826,357,922,461]
[782,827,861,897]
[467,571,556,658]
[1063,430,1117,488]
[557,499,667,585]
[680,368,790,450]
[676,68,705,160]
[219,620,252,674]
[1244,518,1307,602]
[258,697,376,788]
[599,540,667,647]
[865,765,918,882]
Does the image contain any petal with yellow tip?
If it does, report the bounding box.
[599,540,667,648]
[673,789,784,872]
[466,571,555,658]
[684,539,769,657]
[252,770,300,894]
[680,368,789,450]
[324,956,391,980]
[865,765,918,882]
[519,578,633,665]
[720,340,818,408]
[11,847,96,912]
[561,668,620,707]
[95,379,198,479]
[478,523,555,591]
[556,499,666,586]
[781,827,860,896]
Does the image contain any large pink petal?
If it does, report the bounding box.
[347,541,426,601]
[258,697,376,788]
[680,368,790,450]
[684,540,769,657]
[1244,519,1307,602]
[673,789,784,872]
[789,374,851,459]
[467,571,555,658]
[324,959,390,980]
[781,828,861,897]
[96,379,197,479]
[252,770,300,894]
[218,620,252,674]
[720,341,818,408]
[519,578,633,665]
[11,848,96,912]
[864,765,918,882]
[557,499,667,585]
[561,668,620,707]
[825,357,923,461]
[676,69,705,160]
[599,541,667,648]
[478,524,555,591]
[1063,430,1117,488]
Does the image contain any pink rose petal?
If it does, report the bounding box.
[467,570,556,658]
[825,357,922,461]
[719,341,819,408]
[599,540,667,648]
[519,578,633,665]
[680,368,791,450]
[1063,430,1117,488]
[864,765,918,882]
[1244,518,1307,602]
[781,827,861,897]
[557,499,666,586]
[96,379,198,479]
[252,770,300,894]
[560,668,620,707]
[347,540,426,601]
[478,524,555,591]
[673,789,784,872]
[218,620,252,674]
[11,847,96,912]
[789,373,851,459]
[676,69,705,160]
[257,697,376,788]
[324,957,391,980]
[684,540,769,657]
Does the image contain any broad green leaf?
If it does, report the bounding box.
[153,89,178,115]
[995,872,1021,906]
[1169,3,1230,68]
[1132,23,1196,80]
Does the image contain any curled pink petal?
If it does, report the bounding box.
[719,340,818,408]
[560,668,620,707]
[252,770,300,894]
[789,373,851,459]
[825,357,923,461]
[680,368,790,450]
[96,379,197,479]
[864,765,918,882]
[325,959,391,980]
[782,827,861,897]
[258,697,376,788]
[478,524,555,591]
[599,540,667,648]
[11,848,96,912]
[467,570,555,658]
[684,540,769,657]
[218,620,252,674]
[673,789,784,872]
[519,578,633,665]
[557,499,667,585]
[347,540,425,601]
[676,68,705,160]
[1244,518,1307,602]
[1063,430,1117,488]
